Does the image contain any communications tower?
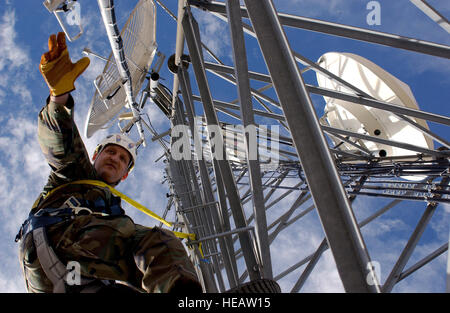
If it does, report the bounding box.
[46,0,450,292]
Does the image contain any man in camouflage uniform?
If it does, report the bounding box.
[16,32,202,293]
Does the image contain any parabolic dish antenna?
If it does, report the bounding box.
[316,52,434,163]
[84,0,157,138]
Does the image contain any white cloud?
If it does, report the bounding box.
[264,186,347,292]
[0,9,32,104]
[0,272,26,293]
[0,10,30,71]
[0,114,50,294]
[274,0,361,21]
[392,241,448,292]
[364,218,410,237]
[0,116,48,232]
[429,204,450,242]
[302,249,344,292]
[193,9,232,62]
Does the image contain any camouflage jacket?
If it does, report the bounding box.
[31,95,123,215]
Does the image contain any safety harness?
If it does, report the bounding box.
[16,179,200,293]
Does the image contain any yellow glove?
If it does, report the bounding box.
[39,32,90,96]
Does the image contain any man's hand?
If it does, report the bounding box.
[40,32,90,97]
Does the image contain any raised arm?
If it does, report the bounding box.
[37,32,93,192]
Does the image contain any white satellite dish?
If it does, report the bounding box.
[84,0,157,138]
[316,52,434,165]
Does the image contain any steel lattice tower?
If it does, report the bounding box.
[51,0,449,293]
[153,0,450,293]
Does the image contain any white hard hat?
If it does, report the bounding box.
[94,133,137,172]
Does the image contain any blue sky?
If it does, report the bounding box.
[0,0,449,293]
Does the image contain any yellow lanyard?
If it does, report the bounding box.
[79,180,174,227]
[43,179,203,256]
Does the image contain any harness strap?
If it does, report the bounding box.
[44,180,173,227]
[23,180,205,260]
[32,227,99,293]
[16,205,108,243]
[32,227,68,293]
[19,180,206,293]
[71,181,204,257]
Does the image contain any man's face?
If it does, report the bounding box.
[94,144,131,185]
